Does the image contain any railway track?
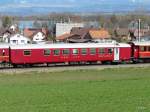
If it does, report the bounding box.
[0,63,150,74]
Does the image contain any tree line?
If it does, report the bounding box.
[1,13,150,28]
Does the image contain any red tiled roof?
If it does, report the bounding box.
[56,33,72,40]
[89,29,111,39]
[23,28,48,39]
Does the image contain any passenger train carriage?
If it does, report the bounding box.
[0,41,150,67]
[9,42,131,66]
[131,41,150,62]
[0,44,10,63]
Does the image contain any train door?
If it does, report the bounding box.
[2,49,5,62]
[2,49,5,56]
[114,47,120,61]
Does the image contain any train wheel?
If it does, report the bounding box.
[101,61,111,65]
[13,64,18,68]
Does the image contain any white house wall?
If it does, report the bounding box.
[10,34,31,45]
[33,32,45,42]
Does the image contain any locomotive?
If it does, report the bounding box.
[0,41,150,67]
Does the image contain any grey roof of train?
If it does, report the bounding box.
[133,41,150,46]
[9,43,130,49]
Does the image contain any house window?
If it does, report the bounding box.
[63,49,70,55]
[12,40,17,44]
[90,48,96,55]
[72,49,79,55]
[108,48,113,54]
[21,40,25,43]
[99,48,105,54]
[44,49,51,56]
[53,49,60,55]
[24,50,31,56]
[81,48,87,55]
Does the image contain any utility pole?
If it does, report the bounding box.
[138,19,141,42]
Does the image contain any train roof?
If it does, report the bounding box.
[10,43,131,49]
[132,41,150,46]
[0,43,10,48]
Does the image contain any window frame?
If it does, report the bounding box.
[21,40,25,43]
[44,49,51,56]
[148,46,150,51]
[90,48,96,55]
[62,49,70,55]
[99,48,105,54]
[140,46,146,52]
[72,49,79,55]
[108,48,113,54]
[53,49,60,56]
[81,48,87,55]
[24,50,31,56]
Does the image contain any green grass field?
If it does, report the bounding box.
[0,67,150,112]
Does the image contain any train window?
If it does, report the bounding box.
[99,48,105,54]
[140,46,144,51]
[148,47,150,51]
[63,49,70,55]
[24,50,31,56]
[81,48,87,55]
[73,49,79,55]
[44,49,51,56]
[144,47,147,51]
[90,48,96,55]
[53,49,60,55]
[108,48,113,54]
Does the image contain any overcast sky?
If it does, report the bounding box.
[0,0,149,8]
[0,0,149,15]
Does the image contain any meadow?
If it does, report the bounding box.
[0,67,150,112]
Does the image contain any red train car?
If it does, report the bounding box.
[10,43,131,66]
[0,44,10,63]
[131,41,150,62]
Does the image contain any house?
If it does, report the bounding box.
[89,29,111,41]
[56,27,111,43]
[0,24,18,42]
[114,28,131,41]
[9,34,31,45]
[0,28,15,42]
[56,27,92,43]
[9,24,18,32]
[56,23,84,37]
[130,29,149,37]
[135,30,150,41]
[129,20,150,31]
[23,28,48,42]
[128,20,150,40]
[32,32,46,42]
[56,33,89,43]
